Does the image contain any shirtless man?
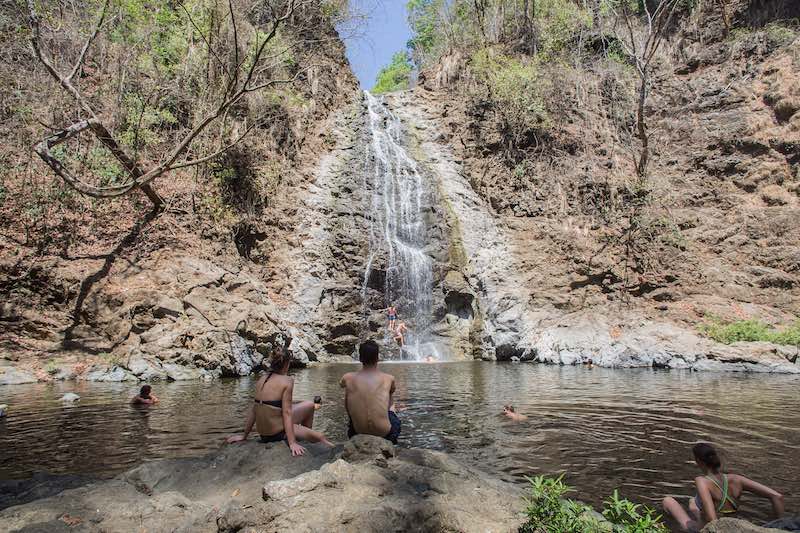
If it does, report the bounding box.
[340,340,401,444]
[131,385,159,405]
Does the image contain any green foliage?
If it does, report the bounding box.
[372,51,413,94]
[321,0,344,19]
[520,476,668,533]
[520,475,602,533]
[119,93,178,153]
[763,22,798,46]
[534,0,593,58]
[406,0,443,57]
[112,0,192,75]
[470,49,549,137]
[602,490,668,533]
[701,318,800,346]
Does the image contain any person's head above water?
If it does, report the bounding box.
[359,340,379,367]
[140,384,152,398]
[269,345,292,373]
[692,442,722,473]
[503,404,515,413]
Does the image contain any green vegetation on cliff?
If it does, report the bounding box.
[701,318,800,347]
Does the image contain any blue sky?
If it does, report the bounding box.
[341,0,412,89]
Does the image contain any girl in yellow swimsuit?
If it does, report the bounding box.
[662,443,785,532]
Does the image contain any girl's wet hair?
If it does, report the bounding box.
[140,385,151,397]
[269,345,292,371]
[693,442,722,471]
[504,405,515,412]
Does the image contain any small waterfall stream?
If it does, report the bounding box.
[361,92,441,360]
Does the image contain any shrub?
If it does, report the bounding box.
[520,476,668,533]
[469,49,549,149]
[701,318,800,346]
[520,475,602,533]
[602,490,668,533]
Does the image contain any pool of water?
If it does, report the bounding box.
[1,362,798,525]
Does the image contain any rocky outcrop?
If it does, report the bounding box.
[0,436,524,533]
[702,517,800,532]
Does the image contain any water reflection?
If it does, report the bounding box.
[0,363,797,524]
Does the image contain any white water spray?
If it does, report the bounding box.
[361,92,441,361]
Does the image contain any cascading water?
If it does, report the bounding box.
[361,92,441,361]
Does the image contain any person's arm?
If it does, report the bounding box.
[150,394,159,404]
[283,379,305,457]
[740,476,784,518]
[226,405,255,443]
[131,396,141,405]
[696,477,718,524]
[339,373,350,388]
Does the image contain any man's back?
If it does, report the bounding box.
[343,369,394,437]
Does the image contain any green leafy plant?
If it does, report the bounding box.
[520,475,603,533]
[520,476,668,533]
[602,490,668,533]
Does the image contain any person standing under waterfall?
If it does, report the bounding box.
[339,340,402,444]
[387,305,398,332]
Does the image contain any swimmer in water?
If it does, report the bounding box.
[662,442,784,532]
[502,405,527,422]
[131,384,159,405]
[424,355,435,363]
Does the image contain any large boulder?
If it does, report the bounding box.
[0,367,37,386]
[257,435,524,532]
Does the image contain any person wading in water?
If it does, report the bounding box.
[227,346,332,456]
[340,340,401,444]
[662,442,784,531]
[131,384,159,405]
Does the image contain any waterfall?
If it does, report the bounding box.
[361,92,441,361]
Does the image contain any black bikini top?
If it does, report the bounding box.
[254,372,282,408]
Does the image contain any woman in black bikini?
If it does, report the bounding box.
[662,442,784,531]
[226,347,332,456]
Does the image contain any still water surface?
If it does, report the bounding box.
[1,362,798,525]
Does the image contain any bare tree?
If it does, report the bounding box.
[27,0,309,210]
[606,0,680,182]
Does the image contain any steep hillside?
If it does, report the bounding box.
[0,0,359,383]
[364,0,800,368]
